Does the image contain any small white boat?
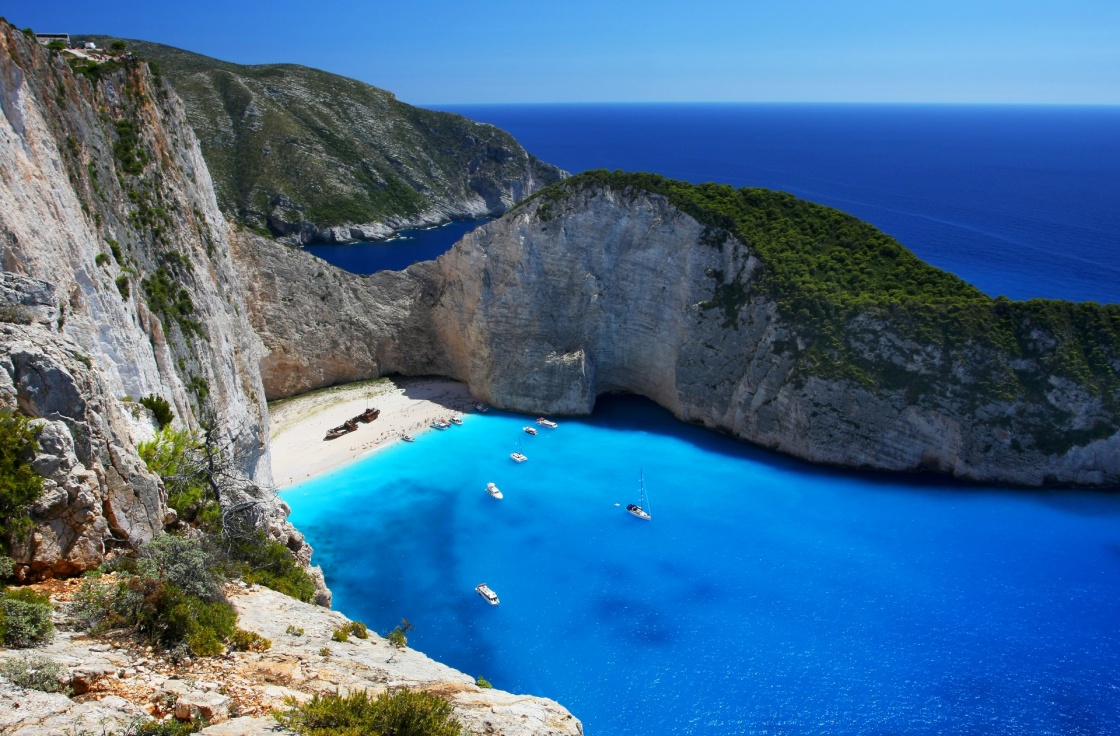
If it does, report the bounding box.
[523,426,537,435]
[511,440,527,463]
[475,404,489,413]
[627,470,652,521]
[476,583,500,605]
[430,420,450,430]
[536,417,558,429]
[486,482,503,499]
[402,434,415,442]
[450,416,463,425]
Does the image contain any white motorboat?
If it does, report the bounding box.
[430,420,450,430]
[450,415,463,425]
[476,583,500,605]
[475,404,489,413]
[486,482,503,499]
[536,417,558,429]
[523,426,537,435]
[402,434,415,442]
[626,470,652,521]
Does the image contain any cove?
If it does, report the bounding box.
[304,218,491,274]
[281,395,1120,735]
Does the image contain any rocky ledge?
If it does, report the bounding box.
[0,581,582,735]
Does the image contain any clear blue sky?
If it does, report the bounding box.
[6,0,1118,105]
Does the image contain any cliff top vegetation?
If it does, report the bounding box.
[525,171,1120,445]
[76,36,563,236]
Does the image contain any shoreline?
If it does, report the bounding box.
[268,376,479,488]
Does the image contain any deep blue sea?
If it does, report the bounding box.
[283,397,1120,736]
[285,105,1120,734]
[304,219,490,274]
[442,104,1120,304]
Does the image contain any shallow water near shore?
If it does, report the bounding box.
[282,396,1120,735]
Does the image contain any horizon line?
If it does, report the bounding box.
[421,100,1120,108]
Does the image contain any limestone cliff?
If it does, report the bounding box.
[0,25,305,576]
[235,175,1120,487]
[79,37,566,244]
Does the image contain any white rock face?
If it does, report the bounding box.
[0,27,306,575]
[234,185,1120,487]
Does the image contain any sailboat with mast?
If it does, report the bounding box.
[626,470,652,521]
[510,439,527,463]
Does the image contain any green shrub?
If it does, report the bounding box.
[331,626,348,643]
[275,688,463,736]
[135,580,235,656]
[69,575,117,632]
[143,268,202,339]
[108,238,123,264]
[318,646,330,657]
[139,394,174,429]
[226,531,316,603]
[116,274,130,300]
[475,675,492,689]
[95,252,111,267]
[0,411,43,554]
[386,618,412,650]
[0,588,55,648]
[229,627,271,652]
[138,534,224,601]
[0,655,69,693]
[133,718,206,735]
[286,625,304,636]
[73,536,236,657]
[113,118,149,175]
[138,427,217,528]
[346,620,368,639]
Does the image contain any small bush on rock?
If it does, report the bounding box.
[73,535,236,657]
[386,618,413,650]
[0,588,55,647]
[275,688,463,736]
[137,427,218,529]
[229,628,271,652]
[331,626,348,643]
[346,620,368,639]
[139,394,174,429]
[226,531,316,603]
[0,654,69,693]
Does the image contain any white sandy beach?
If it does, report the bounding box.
[268,377,479,488]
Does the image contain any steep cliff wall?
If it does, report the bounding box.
[0,26,301,575]
[236,176,1120,487]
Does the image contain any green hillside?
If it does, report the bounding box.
[78,36,563,236]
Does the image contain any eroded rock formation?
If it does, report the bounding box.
[235,183,1120,487]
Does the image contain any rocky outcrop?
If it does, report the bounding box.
[234,182,1120,487]
[0,582,582,736]
[0,323,164,579]
[0,25,308,575]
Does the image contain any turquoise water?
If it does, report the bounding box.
[282,396,1120,735]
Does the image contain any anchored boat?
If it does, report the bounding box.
[476,583,500,605]
[626,470,652,521]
